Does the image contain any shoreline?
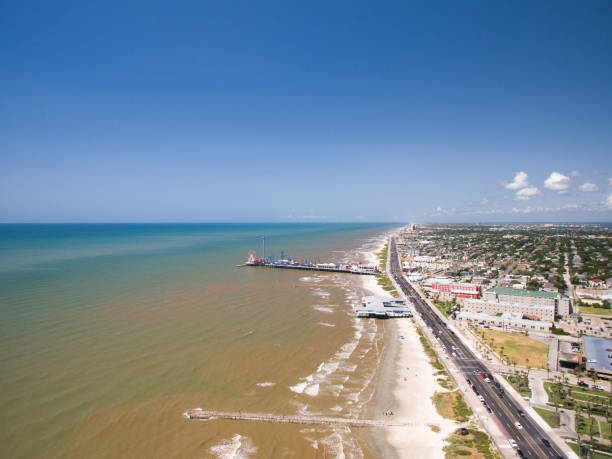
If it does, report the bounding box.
[359,232,455,458]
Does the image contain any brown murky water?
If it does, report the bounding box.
[0,224,393,458]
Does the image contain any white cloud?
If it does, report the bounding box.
[515,186,541,201]
[511,206,534,214]
[505,171,529,190]
[570,170,581,177]
[607,193,612,209]
[480,197,489,205]
[609,177,612,186]
[436,206,443,212]
[544,172,570,193]
[579,182,599,192]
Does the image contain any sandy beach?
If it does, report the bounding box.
[360,234,456,459]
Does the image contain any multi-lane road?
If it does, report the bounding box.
[389,237,566,459]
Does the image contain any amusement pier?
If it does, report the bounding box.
[238,236,381,276]
[183,408,422,428]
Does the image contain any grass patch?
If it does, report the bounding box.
[377,242,388,271]
[601,420,612,440]
[579,306,612,316]
[478,328,548,368]
[443,428,498,459]
[429,424,441,433]
[377,275,398,297]
[534,407,560,428]
[577,415,601,438]
[432,391,472,422]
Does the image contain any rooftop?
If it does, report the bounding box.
[486,287,569,299]
[583,336,612,373]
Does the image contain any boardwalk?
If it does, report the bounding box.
[183,408,423,428]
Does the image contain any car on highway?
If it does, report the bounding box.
[514,422,523,429]
[593,384,604,390]
[484,377,490,383]
[542,438,551,447]
[478,395,484,402]
[509,439,518,449]
[578,381,588,387]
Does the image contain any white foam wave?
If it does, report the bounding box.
[314,306,334,313]
[256,382,276,387]
[304,383,320,396]
[312,288,330,298]
[290,382,308,394]
[210,434,257,459]
[319,322,336,327]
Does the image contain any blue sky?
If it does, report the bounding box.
[1,1,611,222]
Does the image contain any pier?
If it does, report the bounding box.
[183,408,423,428]
[237,236,382,276]
[239,262,381,276]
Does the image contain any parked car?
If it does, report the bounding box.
[509,439,518,449]
[514,422,523,429]
[578,381,588,387]
[542,438,551,447]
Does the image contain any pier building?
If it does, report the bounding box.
[355,296,412,318]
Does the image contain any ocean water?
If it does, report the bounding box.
[0,223,396,458]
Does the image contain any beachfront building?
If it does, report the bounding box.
[463,298,555,322]
[457,311,551,332]
[356,296,412,318]
[426,278,481,299]
[483,287,571,318]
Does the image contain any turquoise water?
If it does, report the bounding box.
[0,223,394,458]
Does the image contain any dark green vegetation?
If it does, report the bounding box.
[545,380,612,419]
[506,371,532,398]
[433,299,456,317]
[551,324,571,336]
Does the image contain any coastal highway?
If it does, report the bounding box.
[389,237,565,459]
